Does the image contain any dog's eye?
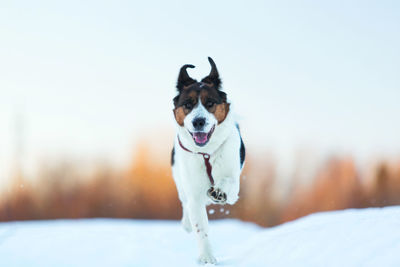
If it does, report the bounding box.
[206,101,215,108]
[184,103,193,109]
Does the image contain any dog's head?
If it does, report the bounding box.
[173,57,230,147]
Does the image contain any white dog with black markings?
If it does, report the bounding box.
[171,57,245,264]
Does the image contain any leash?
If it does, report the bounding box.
[177,136,215,186]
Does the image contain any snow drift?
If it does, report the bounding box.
[0,206,399,266]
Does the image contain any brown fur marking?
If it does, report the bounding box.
[173,82,229,125]
[173,107,186,126]
[214,103,230,124]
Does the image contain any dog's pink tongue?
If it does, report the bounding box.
[193,132,208,144]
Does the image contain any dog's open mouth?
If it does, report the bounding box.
[189,125,215,147]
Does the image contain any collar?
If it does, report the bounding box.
[177,136,215,186]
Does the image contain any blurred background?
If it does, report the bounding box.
[1,1,400,227]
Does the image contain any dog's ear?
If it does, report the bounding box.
[201,57,221,90]
[218,90,227,102]
[173,95,179,108]
[177,64,197,91]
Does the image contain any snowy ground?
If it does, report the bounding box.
[0,206,399,267]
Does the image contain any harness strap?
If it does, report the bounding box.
[177,136,215,186]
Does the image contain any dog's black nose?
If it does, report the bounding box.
[192,117,206,130]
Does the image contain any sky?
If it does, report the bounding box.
[1,1,400,180]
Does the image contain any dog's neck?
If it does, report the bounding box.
[176,105,236,155]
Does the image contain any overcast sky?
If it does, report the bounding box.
[1,1,400,180]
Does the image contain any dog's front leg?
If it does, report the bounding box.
[220,176,240,205]
[187,200,216,264]
[209,176,240,205]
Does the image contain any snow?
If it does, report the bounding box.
[0,206,399,266]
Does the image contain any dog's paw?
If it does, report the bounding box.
[207,187,227,204]
[198,252,217,265]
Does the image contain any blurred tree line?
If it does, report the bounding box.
[1,141,400,227]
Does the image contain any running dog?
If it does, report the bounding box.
[171,57,245,264]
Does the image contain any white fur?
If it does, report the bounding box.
[172,102,243,264]
[183,98,217,135]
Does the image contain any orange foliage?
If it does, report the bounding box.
[1,142,400,228]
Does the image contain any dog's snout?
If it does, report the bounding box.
[192,117,206,130]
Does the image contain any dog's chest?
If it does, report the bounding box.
[178,145,230,184]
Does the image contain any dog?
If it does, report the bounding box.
[171,57,245,264]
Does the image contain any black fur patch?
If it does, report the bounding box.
[171,146,175,166]
[236,124,245,168]
[240,137,245,168]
